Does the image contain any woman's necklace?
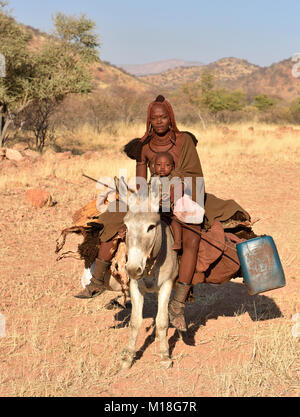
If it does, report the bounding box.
[149,132,175,154]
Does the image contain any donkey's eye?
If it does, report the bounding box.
[147,224,156,232]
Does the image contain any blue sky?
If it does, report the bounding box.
[7,0,300,67]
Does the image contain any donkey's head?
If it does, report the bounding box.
[124,177,161,279]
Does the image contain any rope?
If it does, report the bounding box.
[171,217,241,267]
[172,217,239,253]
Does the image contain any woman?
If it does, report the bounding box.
[133,95,205,331]
[75,95,204,331]
[75,95,252,332]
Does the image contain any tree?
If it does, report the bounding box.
[21,99,57,152]
[181,71,216,128]
[254,94,275,112]
[0,7,34,145]
[182,70,245,125]
[53,13,99,63]
[204,89,245,113]
[0,6,100,149]
[289,97,300,123]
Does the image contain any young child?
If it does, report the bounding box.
[153,151,205,251]
[152,152,183,250]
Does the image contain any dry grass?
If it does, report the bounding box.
[2,121,299,191]
[0,121,299,397]
[191,123,300,162]
[208,320,299,397]
[55,121,147,154]
[54,120,300,160]
[1,281,298,397]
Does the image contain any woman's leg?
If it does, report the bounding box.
[178,225,201,283]
[169,225,201,330]
[171,219,182,250]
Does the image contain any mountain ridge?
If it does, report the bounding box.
[118,58,204,76]
[139,57,300,100]
[13,19,300,101]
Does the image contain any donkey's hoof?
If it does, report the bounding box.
[159,358,173,369]
[120,349,134,370]
[121,359,133,370]
[159,354,173,369]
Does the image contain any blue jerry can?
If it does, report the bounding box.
[236,236,286,295]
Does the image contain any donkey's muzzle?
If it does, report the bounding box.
[125,264,143,279]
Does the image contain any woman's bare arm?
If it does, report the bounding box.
[136,163,147,189]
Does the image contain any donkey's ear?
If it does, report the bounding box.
[150,176,161,212]
[120,176,136,194]
[114,176,120,194]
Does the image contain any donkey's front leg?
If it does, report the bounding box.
[120,279,144,370]
[156,279,173,369]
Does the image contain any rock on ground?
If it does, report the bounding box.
[5,148,24,162]
[25,188,53,209]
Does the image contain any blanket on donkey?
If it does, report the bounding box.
[192,220,246,285]
[56,199,256,286]
[82,190,252,243]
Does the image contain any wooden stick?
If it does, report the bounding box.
[82,173,115,191]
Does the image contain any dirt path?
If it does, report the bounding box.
[0,153,299,397]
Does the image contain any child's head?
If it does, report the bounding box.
[154,152,174,176]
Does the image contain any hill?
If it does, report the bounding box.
[10,20,300,101]
[91,61,152,92]
[140,57,259,89]
[23,23,154,94]
[222,58,300,100]
[140,57,300,101]
[118,59,204,76]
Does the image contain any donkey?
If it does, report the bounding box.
[81,178,178,369]
[120,184,178,369]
